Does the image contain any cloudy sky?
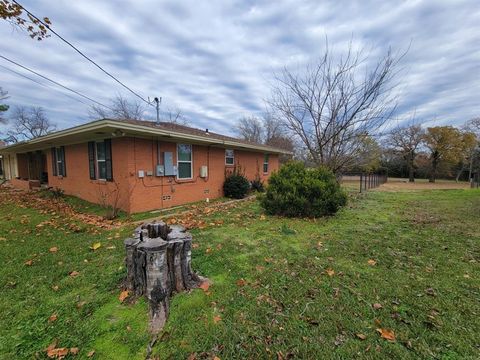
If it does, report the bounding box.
[1,0,479,135]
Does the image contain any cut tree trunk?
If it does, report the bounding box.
[124,221,206,333]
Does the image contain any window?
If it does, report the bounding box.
[263,154,269,173]
[225,149,234,165]
[51,146,66,177]
[177,144,192,179]
[88,140,113,181]
[96,142,107,180]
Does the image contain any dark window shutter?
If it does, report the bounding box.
[105,139,113,181]
[60,146,66,177]
[51,147,57,176]
[88,141,96,180]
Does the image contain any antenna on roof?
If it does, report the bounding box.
[153,97,162,125]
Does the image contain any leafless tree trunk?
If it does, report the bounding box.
[4,106,56,142]
[268,41,403,173]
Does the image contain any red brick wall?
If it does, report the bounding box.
[127,138,279,213]
[47,138,132,212]
[18,136,279,213]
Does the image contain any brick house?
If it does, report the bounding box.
[0,119,289,213]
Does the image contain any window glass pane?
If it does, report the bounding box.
[57,162,64,176]
[226,157,234,165]
[178,144,191,162]
[263,163,268,173]
[178,162,192,178]
[98,161,107,180]
[96,142,106,161]
[264,154,269,163]
[225,149,234,158]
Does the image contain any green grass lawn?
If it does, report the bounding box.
[0,188,479,359]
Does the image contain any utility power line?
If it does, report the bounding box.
[0,54,114,110]
[12,0,153,106]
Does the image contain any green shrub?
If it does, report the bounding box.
[250,176,265,192]
[223,172,250,199]
[260,161,347,217]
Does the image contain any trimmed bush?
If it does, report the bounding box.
[260,161,347,217]
[223,172,250,199]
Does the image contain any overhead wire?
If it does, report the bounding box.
[12,0,153,106]
[0,54,114,111]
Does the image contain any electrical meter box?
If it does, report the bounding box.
[164,152,175,176]
[200,166,208,178]
[156,164,165,177]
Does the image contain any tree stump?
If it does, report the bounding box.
[124,221,206,333]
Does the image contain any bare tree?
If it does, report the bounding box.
[163,107,189,125]
[5,106,56,142]
[0,87,8,124]
[268,42,402,173]
[236,115,264,143]
[386,124,425,182]
[89,95,145,120]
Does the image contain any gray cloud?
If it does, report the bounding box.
[0,0,478,136]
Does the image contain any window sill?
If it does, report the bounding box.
[91,179,108,185]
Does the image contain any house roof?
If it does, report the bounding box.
[0,118,292,155]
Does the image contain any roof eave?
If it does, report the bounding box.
[0,119,292,155]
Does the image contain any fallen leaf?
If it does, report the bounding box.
[192,243,200,249]
[425,288,436,297]
[70,347,79,355]
[76,301,86,309]
[376,328,396,341]
[69,271,80,277]
[199,281,210,292]
[373,303,383,310]
[213,315,221,323]
[49,246,58,253]
[326,269,335,277]
[48,313,58,322]
[213,357,221,360]
[46,342,69,359]
[260,215,266,220]
[90,242,101,251]
[87,350,95,357]
[236,279,247,287]
[356,333,367,340]
[52,285,59,291]
[25,259,33,266]
[119,290,129,303]
[367,259,377,266]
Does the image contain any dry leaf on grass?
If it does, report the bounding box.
[356,333,367,340]
[87,350,95,357]
[70,347,79,355]
[326,269,335,277]
[199,281,210,292]
[46,341,69,359]
[236,279,247,287]
[24,259,33,266]
[213,315,221,324]
[89,242,101,251]
[372,303,383,310]
[49,247,58,253]
[119,290,129,302]
[69,271,80,277]
[376,328,396,341]
[48,313,58,322]
[367,259,377,266]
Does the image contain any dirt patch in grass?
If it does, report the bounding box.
[376,178,470,191]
